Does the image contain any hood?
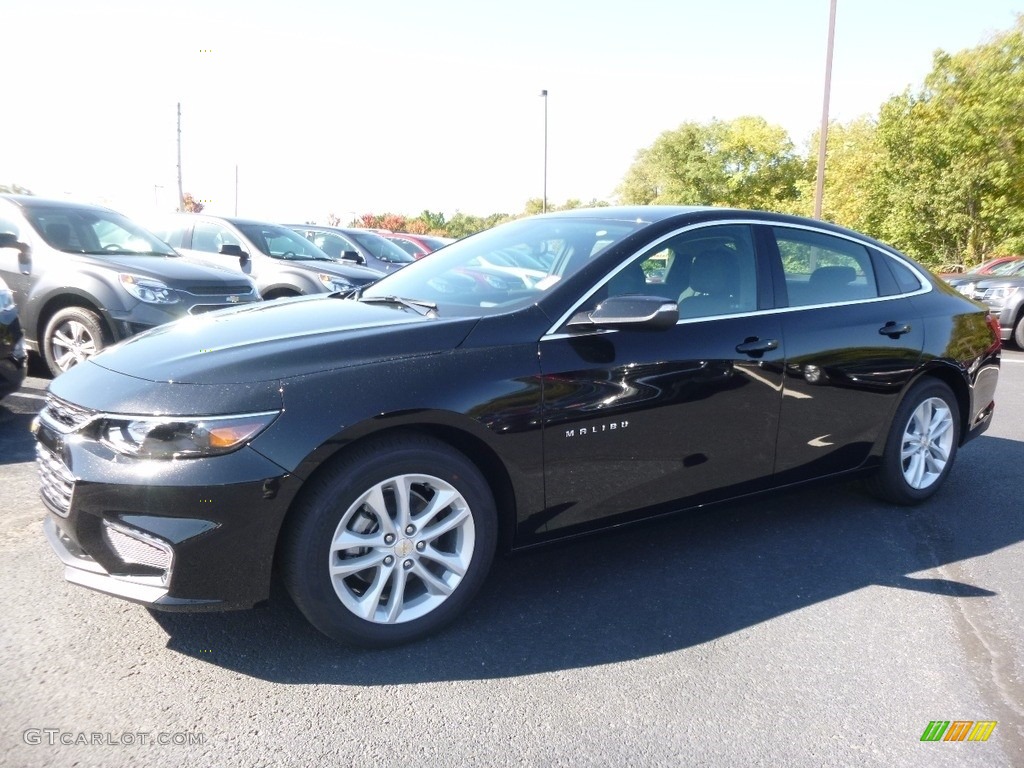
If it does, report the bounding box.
[88,294,477,385]
[72,252,254,289]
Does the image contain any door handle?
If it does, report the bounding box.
[878,321,911,339]
[736,338,779,355]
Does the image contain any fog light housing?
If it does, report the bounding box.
[102,520,173,586]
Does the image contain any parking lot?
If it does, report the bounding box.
[1,352,1022,767]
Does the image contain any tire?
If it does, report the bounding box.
[866,379,960,505]
[280,434,497,647]
[43,307,110,377]
[1013,313,1024,350]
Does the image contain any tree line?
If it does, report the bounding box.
[354,18,1024,270]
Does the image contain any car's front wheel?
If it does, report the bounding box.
[280,434,497,647]
[43,307,109,376]
[866,378,960,505]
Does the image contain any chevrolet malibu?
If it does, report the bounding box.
[33,207,1001,646]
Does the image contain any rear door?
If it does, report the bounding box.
[765,224,925,481]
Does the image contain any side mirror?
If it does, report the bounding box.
[567,294,679,331]
[340,250,365,265]
[0,232,31,273]
[219,243,249,265]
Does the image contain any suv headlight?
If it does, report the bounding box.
[318,273,353,292]
[985,285,1019,303]
[120,274,179,304]
[96,411,279,459]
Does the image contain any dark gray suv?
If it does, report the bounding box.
[0,195,261,376]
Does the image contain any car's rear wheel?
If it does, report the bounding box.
[43,307,109,376]
[866,378,959,505]
[280,434,497,647]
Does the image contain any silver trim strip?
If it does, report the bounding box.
[542,218,933,338]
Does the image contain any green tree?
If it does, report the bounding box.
[617,116,803,211]
[180,193,204,213]
[0,183,33,195]
[871,19,1024,267]
[796,116,884,232]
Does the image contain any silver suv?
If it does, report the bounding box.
[960,259,1024,348]
[152,214,385,299]
[0,195,261,376]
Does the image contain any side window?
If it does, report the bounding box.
[774,227,878,306]
[313,232,354,259]
[604,224,758,319]
[886,256,924,294]
[192,222,241,254]
[151,225,186,249]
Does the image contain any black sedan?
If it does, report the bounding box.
[32,207,1000,646]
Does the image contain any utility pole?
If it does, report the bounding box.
[540,89,548,214]
[176,102,185,211]
[235,164,239,216]
[813,0,837,220]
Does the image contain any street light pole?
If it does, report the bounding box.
[813,0,838,220]
[540,89,548,213]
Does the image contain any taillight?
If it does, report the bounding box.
[986,313,1002,350]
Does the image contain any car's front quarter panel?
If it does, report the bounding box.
[252,341,547,544]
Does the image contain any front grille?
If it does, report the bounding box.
[188,303,239,315]
[180,283,254,296]
[42,395,94,433]
[36,443,75,517]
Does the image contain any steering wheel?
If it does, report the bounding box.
[279,251,297,259]
[103,243,124,251]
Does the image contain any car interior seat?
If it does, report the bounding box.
[678,246,740,317]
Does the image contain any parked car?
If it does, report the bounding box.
[288,225,415,274]
[34,206,1000,647]
[0,274,27,399]
[938,254,1023,279]
[385,232,455,258]
[0,195,261,376]
[150,214,384,300]
[961,259,1024,347]
[942,255,1024,291]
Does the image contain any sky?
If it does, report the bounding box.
[2,0,1022,224]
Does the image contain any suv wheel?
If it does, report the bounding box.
[43,307,109,376]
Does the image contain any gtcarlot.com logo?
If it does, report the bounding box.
[921,721,997,742]
[23,729,205,747]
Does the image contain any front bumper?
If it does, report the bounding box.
[35,414,301,611]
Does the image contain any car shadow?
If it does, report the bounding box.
[146,433,1022,684]
[0,408,37,464]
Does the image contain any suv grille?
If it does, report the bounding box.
[181,284,254,296]
[36,443,75,517]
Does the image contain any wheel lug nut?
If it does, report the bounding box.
[384,534,395,545]
[416,541,425,552]
[403,559,413,570]
[384,555,394,566]
[405,525,416,535]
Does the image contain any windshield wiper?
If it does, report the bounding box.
[358,295,439,317]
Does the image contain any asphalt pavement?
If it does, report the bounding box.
[1,352,1022,767]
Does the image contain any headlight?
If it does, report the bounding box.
[318,273,353,292]
[119,274,179,304]
[0,288,14,311]
[985,286,1019,303]
[97,411,279,459]
[956,283,974,296]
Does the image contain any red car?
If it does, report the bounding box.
[385,233,455,259]
[939,255,1023,279]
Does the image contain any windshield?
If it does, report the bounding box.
[24,206,177,256]
[235,222,334,261]
[360,216,646,316]
[346,230,415,264]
